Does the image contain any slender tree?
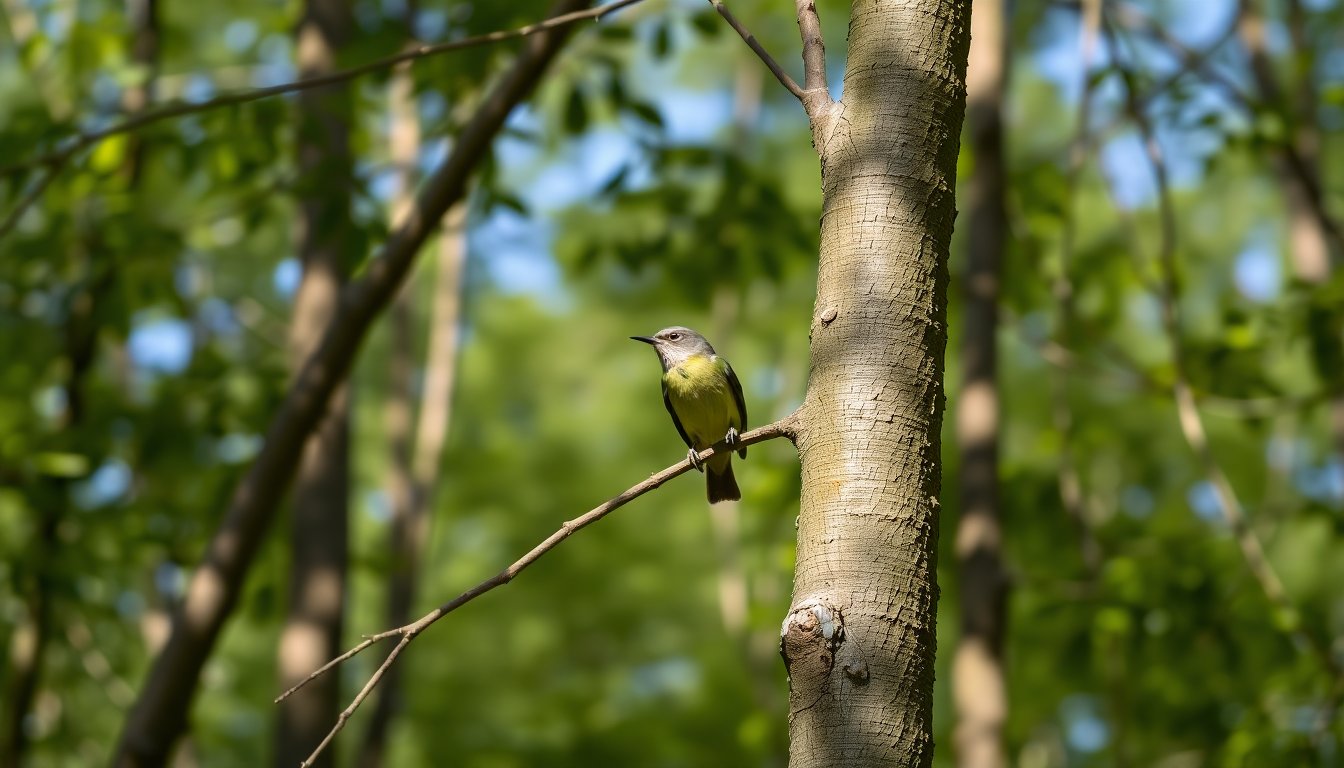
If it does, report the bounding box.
[358,54,468,760]
[779,1,970,764]
[274,0,355,764]
[952,0,1008,764]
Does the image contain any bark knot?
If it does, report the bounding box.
[779,597,846,702]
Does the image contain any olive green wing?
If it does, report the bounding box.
[661,379,694,449]
[725,360,748,459]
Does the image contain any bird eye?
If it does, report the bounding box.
[668,333,681,341]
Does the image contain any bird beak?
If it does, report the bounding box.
[630,335,657,345]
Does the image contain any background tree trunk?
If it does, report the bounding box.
[274,0,355,764]
[357,60,467,757]
[782,1,970,766]
[952,0,1009,765]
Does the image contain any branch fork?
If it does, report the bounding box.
[707,0,834,125]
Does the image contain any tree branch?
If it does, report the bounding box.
[793,0,827,93]
[707,1,806,102]
[112,4,594,764]
[0,0,648,242]
[275,414,800,768]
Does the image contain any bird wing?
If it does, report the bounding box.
[661,379,694,449]
[725,361,748,460]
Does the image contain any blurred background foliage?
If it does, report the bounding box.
[1,0,1342,765]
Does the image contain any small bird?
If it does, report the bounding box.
[631,327,747,504]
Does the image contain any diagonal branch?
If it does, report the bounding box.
[707,1,806,102]
[112,4,594,764]
[1106,17,1344,687]
[0,0,648,243]
[275,415,800,768]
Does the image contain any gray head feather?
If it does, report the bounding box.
[633,326,717,371]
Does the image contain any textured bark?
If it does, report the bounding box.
[274,0,354,764]
[783,1,970,766]
[952,0,1008,765]
[112,3,590,764]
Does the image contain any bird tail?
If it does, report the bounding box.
[706,461,740,504]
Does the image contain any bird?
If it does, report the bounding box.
[631,326,747,504]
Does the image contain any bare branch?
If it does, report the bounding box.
[276,414,800,767]
[0,0,648,240]
[793,0,827,93]
[707,1,806,103]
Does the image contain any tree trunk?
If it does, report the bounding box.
[274,0,354,763]
[783,2,970,766]
[952,0,1008,765]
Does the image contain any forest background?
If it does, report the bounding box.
[2,0,1343,766]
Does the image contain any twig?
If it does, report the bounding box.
[707,1,805,102]
[276,414,800,768]
[0,0,649,239]
[1106,15,1343,683]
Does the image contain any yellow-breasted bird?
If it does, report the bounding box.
[632,327,747,504]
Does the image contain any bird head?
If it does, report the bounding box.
[631,326,716,370]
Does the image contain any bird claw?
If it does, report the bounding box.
[724,427,740,447]
[687,447,704,472]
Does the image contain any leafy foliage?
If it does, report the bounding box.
[0,0,1341,766]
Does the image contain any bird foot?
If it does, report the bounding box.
[687,447,705,472]
[724,427,740,447]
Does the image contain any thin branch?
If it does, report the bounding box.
[1107,16,1344,684]
[793,0,827,93]
[0,0,649,240]
[707,1,806,103]
[276,414,800,767]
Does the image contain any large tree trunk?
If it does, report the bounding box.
[274,0,354,764]
[782,2,970,766]
[952,0,1008,765]
[112,3,591,764]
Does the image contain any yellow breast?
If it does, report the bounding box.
[663,355,740,451]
